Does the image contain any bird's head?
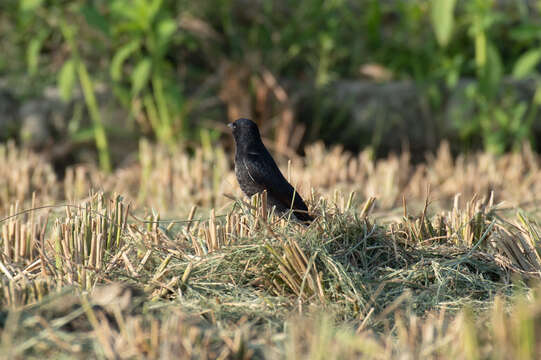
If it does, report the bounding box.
[228,118,262,145]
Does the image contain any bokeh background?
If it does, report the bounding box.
[1,0,541,173]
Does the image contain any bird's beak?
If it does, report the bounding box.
[227,123,234,130]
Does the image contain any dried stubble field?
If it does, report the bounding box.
[1,140,541,359]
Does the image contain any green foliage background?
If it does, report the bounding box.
[1,0,541,170]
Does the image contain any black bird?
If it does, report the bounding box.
[228,118,313,223]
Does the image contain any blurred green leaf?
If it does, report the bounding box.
[111,0,162,32]
[58,59,77,102]
[431,0,457,47]
[77,61,112,173]
[111,40,141,81]
[20,0,43,12]
[510,103,527,129]
[479,43,502,98]
[512,49,541,79]
[131,58,152,95]
[157,18,177,45]
[80,4,110,35]
[59,21,76,45]
[26,37,44,75]
[147,0,163,24]
[111,0,145,31]
[510,24,541,42]
[69,127,96,143]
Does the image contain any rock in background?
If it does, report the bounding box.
[1,77,540,169]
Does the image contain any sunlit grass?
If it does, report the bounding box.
[1,142,541,358]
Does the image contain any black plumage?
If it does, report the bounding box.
[228,118,313,223]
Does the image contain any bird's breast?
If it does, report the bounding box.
[235,162,265,197]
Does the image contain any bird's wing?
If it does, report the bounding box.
[242,152,309,213]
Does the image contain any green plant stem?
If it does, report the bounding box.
[152,73,174,148]
[77,61,112,173]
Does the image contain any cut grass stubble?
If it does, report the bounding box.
[2,142,541,357]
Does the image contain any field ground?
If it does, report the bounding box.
[2,141,541,359]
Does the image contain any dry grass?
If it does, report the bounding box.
[3,139,541,215]
[1,142,541,358]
